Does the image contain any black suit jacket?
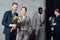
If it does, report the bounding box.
[2,10,18,34]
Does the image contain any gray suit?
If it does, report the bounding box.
[16,15,31,40]
[32,13,45,40]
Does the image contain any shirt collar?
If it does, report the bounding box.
[11,10,16,13]
[38,13,41,16]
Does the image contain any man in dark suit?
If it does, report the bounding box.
[2,2,18,40]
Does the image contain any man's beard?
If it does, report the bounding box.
[39,12,42,14]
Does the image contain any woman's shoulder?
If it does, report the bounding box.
[58,15,60,18]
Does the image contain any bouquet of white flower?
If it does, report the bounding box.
[10,16,18,32]
[10,16,25,32]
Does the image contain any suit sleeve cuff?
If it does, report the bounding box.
[9,24,12,27]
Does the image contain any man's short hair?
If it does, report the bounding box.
[12,2,18,6]
[38,7,43,11]
[21,7,27,11]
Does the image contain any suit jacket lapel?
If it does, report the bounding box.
[35,13,38,22]
[9,10,13,17]
[23,15,27,23]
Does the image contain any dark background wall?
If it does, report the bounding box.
[46,0,60,40]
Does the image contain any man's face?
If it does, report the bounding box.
[21,8,27,15]
[12,4,18,12]
[39,9,43,14]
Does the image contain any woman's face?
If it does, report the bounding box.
[21,8,27,15]
[54,11,58,15]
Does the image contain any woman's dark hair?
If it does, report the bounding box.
[21,7,27,11]
[54,8,60,13]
